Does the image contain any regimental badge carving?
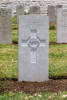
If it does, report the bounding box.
[22,29,46,63]
[28,36,40,49]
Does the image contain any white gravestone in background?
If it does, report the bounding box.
[48,5,56,22]
[56,5,67,43]
[29,5,40,14]
[0,7,12,44]
[16,4,24,23]
[18,15,49,82]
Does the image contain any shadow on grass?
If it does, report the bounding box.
[12,41,67,45]
[0,76,67,82]
[0,85,5,95]
[50,42,67,45]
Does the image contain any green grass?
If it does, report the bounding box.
[49,30,56,42]
[12,29,18,43]
[12,16,17,24]
[0,44,67,78]
[0,91,67,100]
[49,44,67,78]
[0,44,18,78]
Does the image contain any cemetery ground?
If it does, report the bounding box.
[0,17,67,99]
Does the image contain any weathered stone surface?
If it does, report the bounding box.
[18,15,49,82]
[16,4,24,22]
[29,5,40,14]
[48,5,56,22]
[0,7,12,44]
[1,0,67,17]
[56,5,67,43]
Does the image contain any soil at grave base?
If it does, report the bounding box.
[0,79,67,94]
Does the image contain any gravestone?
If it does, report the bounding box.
[56,5,67,43]
[0,7,12,44]
[16,4,24,22]
[48,5,56,22]
[18,15,49,82]
[29,5,40,14]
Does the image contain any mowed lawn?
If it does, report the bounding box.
[0,17,67,99]
[0,91,67,100]
[0,44,67,79]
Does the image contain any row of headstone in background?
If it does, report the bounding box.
[48,4,67,43]
[0,6,12,44]
[0,3,56,45]
[16,4,41,23]
[16,4,56,23]
[0,3,67,45]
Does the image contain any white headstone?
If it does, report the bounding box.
[16,4,24,22]
[56,5,67,43]
[18,15,49,82]
[29,5,40,14]
[0,7,12,44]
[48,5,56,22]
